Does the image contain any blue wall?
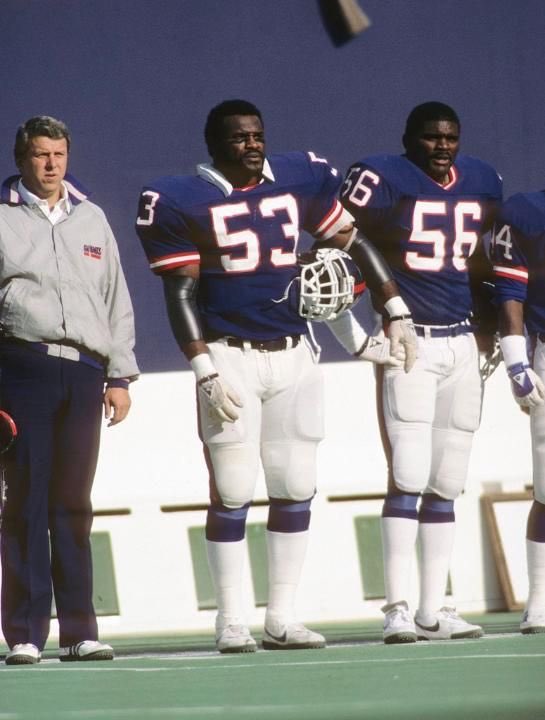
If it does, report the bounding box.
[1,0,544,371]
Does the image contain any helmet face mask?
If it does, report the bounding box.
[298,248,365,322]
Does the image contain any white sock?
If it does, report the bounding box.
[381,516,419,606]
[416,521,455,623]
[206,539,246,629]
[265,530,309,626]
[526,539,545,615]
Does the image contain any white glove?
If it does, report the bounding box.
[507,363,545,408]
[190,353,243,424]
[388,317,417,372]
[326,310,401,367]
[355,332,404,367]
[384,297,418,373]
[197,373,243,422]
[500,334,545,409]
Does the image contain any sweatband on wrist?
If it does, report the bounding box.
[499,335,529,368]
[190,353,216,380]
[384,296,410,318]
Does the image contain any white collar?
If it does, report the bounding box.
[196,159,275,197]
[17,180,72,215]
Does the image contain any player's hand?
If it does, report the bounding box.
[388,316,418,373]
[355,332,404,368]
[507,363,545,408]
[197,373,243,423]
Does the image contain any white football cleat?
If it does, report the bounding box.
[216,624,257,654]
[5,643,41,665]
[262,620,326,650]
[520,610,545,634]
[59,640,114,662]
[382,601,417,644]
[415,607,483,640]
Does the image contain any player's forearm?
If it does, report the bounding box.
[499,299,525,337]
[162,273,207,360]
[342,231,397,298]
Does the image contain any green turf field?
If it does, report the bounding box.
[2,614,544,720]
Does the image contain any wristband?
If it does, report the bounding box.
[190,353,216,380]
[499,335,529,368]
[106,378,130,390]
[384,296,410,318]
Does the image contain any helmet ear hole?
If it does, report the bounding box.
[297,247,365,321]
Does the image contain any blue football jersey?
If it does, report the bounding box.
[340,154,503,325]
[136,152,351,340]
[492,190,545,334]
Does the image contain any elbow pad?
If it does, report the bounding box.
[162,274,203,349]
[345,232,394,293]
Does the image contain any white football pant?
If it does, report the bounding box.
[382,331,482,499]
[531,337,545,504]
[200,338,324,508]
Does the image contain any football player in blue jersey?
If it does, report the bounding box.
[136,99,417,653]
[341,102,503,643]
[492,191,545,633]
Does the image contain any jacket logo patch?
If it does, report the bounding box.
[84,245,102,259]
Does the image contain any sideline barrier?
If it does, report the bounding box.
[0,362,532,640]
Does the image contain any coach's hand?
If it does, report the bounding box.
[507,363,545,408]
[104,387,131,426]
[388,315,418,373]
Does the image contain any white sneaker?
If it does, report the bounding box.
[262,620,326,650]
[216,625,257,654]
[415,607,483,640]
[59,640,114,662]
[382,601,417,644]
[5,643,41,665]
[520,610,545,634]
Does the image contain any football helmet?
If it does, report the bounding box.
[298,247,366,321]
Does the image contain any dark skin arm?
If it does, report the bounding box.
[163,264,206,360]
[499,298,524,337]
[319,224,401,305]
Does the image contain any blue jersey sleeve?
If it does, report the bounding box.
[298,152,353,239]
[492,191,545,333]
[339,159,399,237]
[492,222,529,305]
[135,181,200,274]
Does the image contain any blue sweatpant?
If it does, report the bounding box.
[0,345,104,650]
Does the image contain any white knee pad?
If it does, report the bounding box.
[207,442,260,508]
[532,401,545,504]
[387,424,432,494]
[261,439,318,500]
[428,428,474,499]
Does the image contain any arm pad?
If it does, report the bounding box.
[162,273,203,349]
[344,231,394,293]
